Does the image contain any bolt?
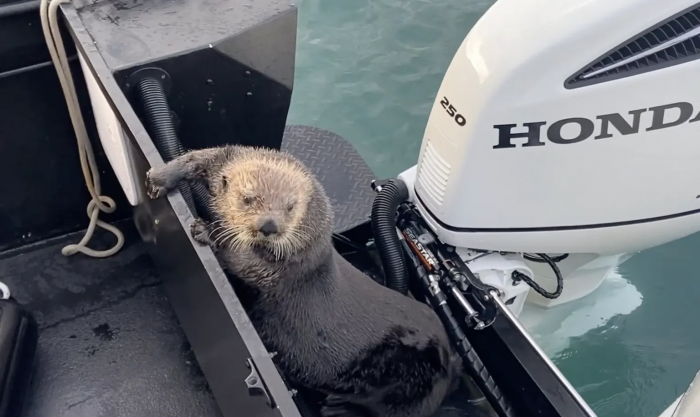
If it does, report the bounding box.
[248,376,258,385]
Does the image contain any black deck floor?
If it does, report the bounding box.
[0,221,222,417]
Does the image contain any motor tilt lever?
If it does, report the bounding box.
[400,224,486,330]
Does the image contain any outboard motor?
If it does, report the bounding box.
[371,0,700,416]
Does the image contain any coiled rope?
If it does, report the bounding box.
[39,0,124,258]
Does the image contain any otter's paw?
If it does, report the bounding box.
[145,168,167,199]
[190,218,212,245]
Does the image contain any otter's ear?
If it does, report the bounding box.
[221,175,228,189]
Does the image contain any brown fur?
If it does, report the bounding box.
[209,149,317,263]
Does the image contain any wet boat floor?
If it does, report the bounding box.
[1,223,221,417]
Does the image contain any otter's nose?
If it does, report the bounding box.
[258,219,278,236]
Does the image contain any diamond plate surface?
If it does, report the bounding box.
[282,125,376,233]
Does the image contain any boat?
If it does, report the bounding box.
[3,0,700,416]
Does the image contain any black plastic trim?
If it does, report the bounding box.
[415,189,700,232]
[565,2,700,89]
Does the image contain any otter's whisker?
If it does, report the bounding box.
[210,226,231,238]
[214,228,237,245]
[272,242,279,262]
[286,230,305,250]
[275,241,283,262]
[216,227,248,248]
[294,224,315,232]
[231,237,252,252]
[225,235,242,251]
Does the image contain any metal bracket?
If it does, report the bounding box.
[370,178,396,193]
[244,358,275,409]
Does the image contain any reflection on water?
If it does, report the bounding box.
[288,0,700,416]
[519,270,643,358]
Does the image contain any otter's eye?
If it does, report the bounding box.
[243,196,252,205]
[287,203,294,212]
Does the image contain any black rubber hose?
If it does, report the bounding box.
[134,77,213,219]
[371,179,410,294]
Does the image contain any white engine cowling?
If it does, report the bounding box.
[400,0,700,255]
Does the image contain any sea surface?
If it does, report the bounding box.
[287,1,700,416]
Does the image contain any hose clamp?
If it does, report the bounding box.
[125,67,172,99]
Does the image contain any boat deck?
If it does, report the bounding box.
[1,222,222,417]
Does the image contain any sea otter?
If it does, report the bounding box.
[145,145,462,417]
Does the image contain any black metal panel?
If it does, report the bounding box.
[72,0,295,77]
[0,2,131,252]
[0,0,37,9]
[281,125,376,234]
[0,2,49,73]
[61,3,303,417]
[114,44,293,152]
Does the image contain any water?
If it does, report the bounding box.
[287,0,494,179]
[286,1,700,417]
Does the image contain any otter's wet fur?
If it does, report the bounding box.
[145,145,463,417]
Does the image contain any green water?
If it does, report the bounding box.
[287,1,700,416]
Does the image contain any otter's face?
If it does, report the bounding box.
[211,157,313,259]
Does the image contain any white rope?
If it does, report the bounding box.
[0,281,10,300]
[39,0,124,258]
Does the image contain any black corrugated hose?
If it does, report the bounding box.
[134,77,213,220]
[371,179,410,294]
[134,77,318,417]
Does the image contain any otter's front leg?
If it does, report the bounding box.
[145,147,230,199]
[190,217,217,248]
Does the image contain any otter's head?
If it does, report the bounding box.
[210,150,326,260]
